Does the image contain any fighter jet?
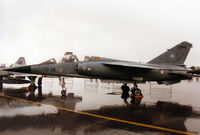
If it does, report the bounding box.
[5,41,199,96]
[0,57,30,89]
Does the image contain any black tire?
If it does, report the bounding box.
[61,90,66,96]
[134,89,142,96]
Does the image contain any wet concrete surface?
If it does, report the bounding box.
[0,78,200,135]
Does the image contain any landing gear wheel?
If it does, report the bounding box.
[61,90,66,96]
[134,89,142,96]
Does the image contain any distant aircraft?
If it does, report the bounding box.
[0,57,30,89]
[5,42,200,96]
[188,67,200,74]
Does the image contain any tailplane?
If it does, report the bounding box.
[148,41,192,65]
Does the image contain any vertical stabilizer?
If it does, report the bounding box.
[148,41,192,65]
[15,57,26,66]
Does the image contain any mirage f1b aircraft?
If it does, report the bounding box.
[5,41,199,96]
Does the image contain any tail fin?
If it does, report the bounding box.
[15,57,26,66]
[148,41,192,65]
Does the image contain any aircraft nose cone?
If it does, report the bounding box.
[4,66,32,73]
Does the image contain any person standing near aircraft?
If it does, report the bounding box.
[121,83,130,93]
[121,83,130,102]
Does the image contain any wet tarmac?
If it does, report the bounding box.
[0,78,200,135]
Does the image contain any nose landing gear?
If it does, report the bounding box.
[0,77,3,90]
[59,77,67,97]
[61,89,66,96]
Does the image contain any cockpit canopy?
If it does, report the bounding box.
[39,52,80,65]
[60,52,79,63]
[39,52,108,65]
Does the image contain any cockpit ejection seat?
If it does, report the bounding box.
[60,52,79,63]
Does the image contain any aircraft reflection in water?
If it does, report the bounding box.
[0,86,199,135]
[5,42,200,97]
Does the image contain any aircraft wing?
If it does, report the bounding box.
[103,61,199,77]
[102,61,161,70]
[102,61,190,71]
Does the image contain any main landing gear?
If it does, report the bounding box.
[121,82,143,97]
[131,82,143,97]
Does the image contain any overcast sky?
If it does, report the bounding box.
[0,0,200,66]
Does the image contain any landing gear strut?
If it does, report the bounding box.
[38,77,43,99]
[59,77,67,97]
[38,77,43,87]
[0,77,3,90]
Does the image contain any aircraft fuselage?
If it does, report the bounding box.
[26,61,190,82]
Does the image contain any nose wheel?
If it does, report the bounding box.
[59,77,67,96]
[61,89,66,96]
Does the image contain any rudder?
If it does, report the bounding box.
[148,41,192,65]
